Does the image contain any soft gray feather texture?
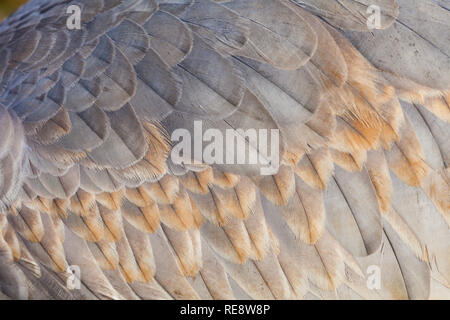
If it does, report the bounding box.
[0,0,448,300]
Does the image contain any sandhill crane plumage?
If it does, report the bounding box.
[0,0,448,300]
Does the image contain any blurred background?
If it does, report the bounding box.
[0,0,27,22]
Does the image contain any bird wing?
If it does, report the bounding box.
[0,0,448,300]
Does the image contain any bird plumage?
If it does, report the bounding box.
[0,0,448,300]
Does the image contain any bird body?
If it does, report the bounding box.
[0,0,449,300]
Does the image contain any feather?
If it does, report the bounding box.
[38,165,80,199]
[108,19,150,65]
[253,165,295,206]
[87,240,119,271]
[161,225,201,277]
[243,195,271,260]
[97,204,123,243]
[386,118,429,186]
[82,168,123,194]
[101,268,139,300]
[366,148,393,212]
[16,240,41,279]
[29,108,71,145]
[87,104,147,169]
[1,0,450,301]
[159,188,194,231]
[198,239,235,300]
[129,279,173,300]
[115,227,144,283]
[346,0,450,90]
[174,33,245,119]
[211,169,239,189]
[60,54,85,88]
[149,227,199,299]
[64,78,103,113]
[4,224,20,261]
[69,189,96,217]
[95,190,124,211]
[63,227,122,300]
[295,148,334,190]
[8,205,44,243]
[145,174,179,205]
[390,174,450,288]
[82,36,115,80]
[125,187,154,208]
[144,10,193,67]
[281,177,325,245]
[290,0,399,31]
[121,199,160,234]
[208,176,256,221]
[65,203,105,242]
[178,0,249,55]
[330,167,383,255]
[111,122,170,184]
[26,212,68,272]
[131,48,180,122]
[178,169,212,195]
[56,105,110,152]
[201,220,248,264]
[0,234,28,300]
[226,0,317,70]
[383,207,425,260]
